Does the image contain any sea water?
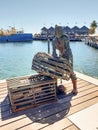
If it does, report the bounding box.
[0,41,98,80]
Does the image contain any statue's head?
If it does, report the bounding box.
[55,25,63,38]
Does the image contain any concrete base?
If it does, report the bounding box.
[68,103,98,130]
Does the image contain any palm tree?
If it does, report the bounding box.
[89,20,97,34]
[90,20,97,28]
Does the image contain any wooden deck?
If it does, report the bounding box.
[0,73,98,130]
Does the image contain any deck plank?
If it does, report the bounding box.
[16,117,72,130]
[68,97,98,116]
[0,75,98,130]
[63,124,80,130]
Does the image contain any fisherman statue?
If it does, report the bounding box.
[52,25,78,94]
[32,25,78,95]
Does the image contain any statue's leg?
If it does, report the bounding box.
[52,41,57,57]
[70,73,78,95]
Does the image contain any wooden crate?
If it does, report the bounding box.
[7,74,57,112]
[32,52,73,80]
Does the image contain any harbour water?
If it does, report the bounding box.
[0,41,98,80]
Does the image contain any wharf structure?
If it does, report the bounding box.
[85,34,98,49]
[0,72,98,130]
[33,26,89,41]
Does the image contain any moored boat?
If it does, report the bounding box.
[0,27,33,42]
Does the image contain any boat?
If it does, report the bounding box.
[0,27,33,42]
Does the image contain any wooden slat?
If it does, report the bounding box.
[18,97,98,130]
[19,118,72,130]
[72,85,98,99]
[0,78,92,112]
[0,85,97,129]
[32,52,72,80]
[68,97,98,116]
[72,91,98,105]
[65,81,91,92]
[0,96,97,130]
[0,78,81,104]
[63,124,80,130]
[0,76,98,130]
[0,116,33,130]
[0,80,97,115]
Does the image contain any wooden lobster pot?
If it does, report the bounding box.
[7,74,57,112]
[32,52,72,81]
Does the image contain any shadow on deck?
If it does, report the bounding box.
[0,91,75,127]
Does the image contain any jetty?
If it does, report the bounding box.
[85,35,98,49]
[0,72,98,130]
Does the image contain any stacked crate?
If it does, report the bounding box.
[7,74,57,112]
[32,52,72,81]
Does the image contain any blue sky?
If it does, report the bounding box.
[0,0,98,33]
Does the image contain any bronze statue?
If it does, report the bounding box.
[52,25,78,94]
